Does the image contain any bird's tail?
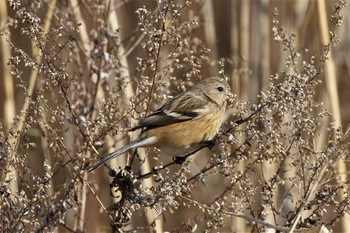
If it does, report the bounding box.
[87,136,156,172]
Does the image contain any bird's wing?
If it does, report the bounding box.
[131,92,208,131]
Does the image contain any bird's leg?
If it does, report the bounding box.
[173,156,187,164]
[203,139,216,150]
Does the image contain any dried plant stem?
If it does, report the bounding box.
[66,1,93,230]
[83,175,112,220]
[287,167,325,232]
[3,0,57,192]
[0,1,16,191]
[69,0,91,57]
[40,127,54,198]
[107,1,164,231]
[0,1,15,131]
[123,33,145,57]
[1,1,349,231]
[140,149,164,230]
[298,1,315,48]
[260,0,270,89]
[233,1,250,232]
[316,1,349,231]
[202,0,218,76]
[317,2,341,125]
[77,172,88,230]
[258,0,276,229]
[239,0,250,100]
[181,195,295,232]
[230,0,239,94]
[107,0,134,169]
[287,134,347,233]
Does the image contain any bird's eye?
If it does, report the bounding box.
[217,86,224,92]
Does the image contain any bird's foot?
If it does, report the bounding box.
[173,156,187,164]
[203,140,216,150]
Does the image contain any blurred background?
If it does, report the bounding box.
[1,0,350,232]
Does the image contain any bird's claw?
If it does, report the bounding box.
[204,140,216,150]
[173,156,187,164]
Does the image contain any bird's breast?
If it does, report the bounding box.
[143,107,224,156]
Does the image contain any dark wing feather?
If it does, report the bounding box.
[131,92,207,131]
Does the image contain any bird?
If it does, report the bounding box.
[88,77,232,172]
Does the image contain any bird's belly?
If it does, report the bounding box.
[144,113,222,156]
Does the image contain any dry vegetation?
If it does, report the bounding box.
[1,0,350,232]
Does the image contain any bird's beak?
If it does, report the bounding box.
[226,92,235,101]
